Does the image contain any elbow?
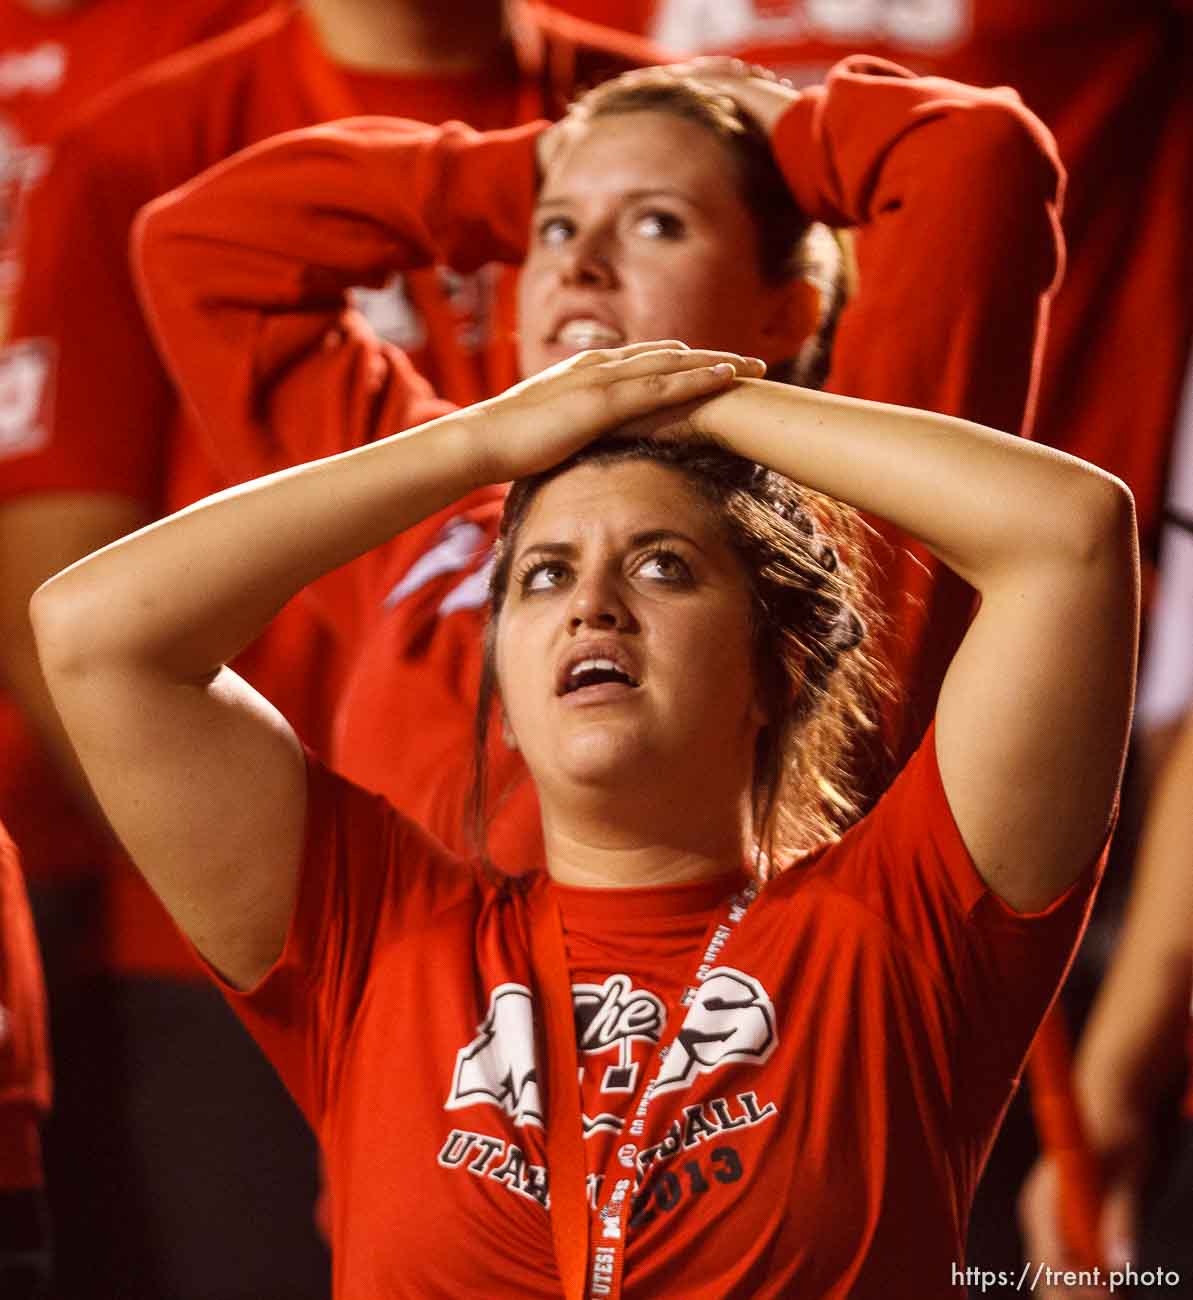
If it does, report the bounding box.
[944,91,1063,208]
[943,100,1066,293]
[131,193,195,319]
[1069,468,1136,563]
[1047,465,1138,589]
[29,571,100,686]
[130,196,172,302]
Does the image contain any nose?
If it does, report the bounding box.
[566,567,633,633]
[559,228,617,290]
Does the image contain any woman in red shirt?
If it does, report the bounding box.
[30,333,1136,1294]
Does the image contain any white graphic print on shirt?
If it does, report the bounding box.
[648,0,972,57]
[442,969,780,1209]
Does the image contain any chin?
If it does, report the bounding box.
[551,728,657,788]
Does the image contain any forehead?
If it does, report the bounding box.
[540,110,739,207]
[516,458,723,550]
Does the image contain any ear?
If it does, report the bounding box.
[758,278,820,362]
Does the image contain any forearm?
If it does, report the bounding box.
[135,116,541,326]
[32,411,487,684]
[1074,712,1193,1139]
[134,118,540,487]
[692,379,1126,588]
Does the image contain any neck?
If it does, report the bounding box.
[540,792,751,889]
[303,0,509,75]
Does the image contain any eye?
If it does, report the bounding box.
[536,214,575,247]
[633,210,685,240]
[636,549,692,584]
[517,559,572,593]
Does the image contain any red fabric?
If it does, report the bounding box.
[0,823,50,1190]
[134,59,1061,872]
[0,1,655,974]
[542,0,1193,570]
[0,0,269,893]
[210,727,1102,1298]
[0,0,269,297]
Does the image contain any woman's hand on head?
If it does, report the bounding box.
[466,342,764,484]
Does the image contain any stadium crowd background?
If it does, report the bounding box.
[0,1,1189,1297]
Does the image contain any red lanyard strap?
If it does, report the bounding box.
[529,876,758,1300]
[528,882,590,1300]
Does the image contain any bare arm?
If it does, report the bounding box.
[674,378,1138,911]
[1017,708,1193,1288]
[31,346,758,989]
[1076,709,1193,1136]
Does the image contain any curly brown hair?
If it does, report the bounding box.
[563,70,848,389]
[470,436,886,873]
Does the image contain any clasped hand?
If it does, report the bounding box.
[465,342,765,485]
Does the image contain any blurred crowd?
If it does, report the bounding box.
[0,1,1189,1297]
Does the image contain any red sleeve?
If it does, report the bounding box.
[0,116,173,503]
[0,827,50,1191]
[133,116,543,631]
[830,725,1105,1142]
[771,56,1066,762]
[134,115,542,477]
[210,755,479,1131]
[776,54,1064,434]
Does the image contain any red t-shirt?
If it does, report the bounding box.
[541,0,1193,577]
[0,822,49,1191]
[212,727,1101,1297]
[133,60,1063,868]
[0,1,658,974]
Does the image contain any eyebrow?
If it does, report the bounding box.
[515,528,708,564]
[534,187,700,212]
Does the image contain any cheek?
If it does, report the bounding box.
[632,261,758,348]
[514,265,548,371]
[493,616,547,740]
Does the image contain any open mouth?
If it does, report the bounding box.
[554,318,625,349]
[561,657,640,695]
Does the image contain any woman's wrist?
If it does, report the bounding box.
[412,407,506,496]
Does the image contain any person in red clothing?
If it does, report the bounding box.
[30,304,1136,1300]
[0,0,269,334]
[1016,364,1193,1295]
[0,0,271,906]
[536,2,1193,584]
[0,4,661,1296]
[0,821,50,1300]
[0,0,271,962]
[135,58,1063,868]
